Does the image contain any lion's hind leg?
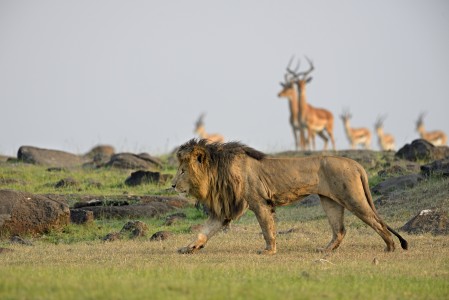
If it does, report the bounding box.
[346,199,396,252]
[318,196,346,252]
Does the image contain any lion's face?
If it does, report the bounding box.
[172,146,210,200]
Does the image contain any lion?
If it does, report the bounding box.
[172,139,408,255]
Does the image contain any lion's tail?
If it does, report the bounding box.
[360,170,408,250]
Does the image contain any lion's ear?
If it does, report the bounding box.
[197,153,203,164]
[193,146,207,166]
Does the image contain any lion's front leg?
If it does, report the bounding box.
[251,203,277,255]
[178,217,225,254]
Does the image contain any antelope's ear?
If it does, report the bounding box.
[306,77,313,84]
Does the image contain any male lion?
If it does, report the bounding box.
[172,139,408,255]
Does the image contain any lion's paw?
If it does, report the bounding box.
[257,249,276,255]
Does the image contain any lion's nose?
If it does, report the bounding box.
[171,183,176,189]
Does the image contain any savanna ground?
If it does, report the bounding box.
[0,153,449,300]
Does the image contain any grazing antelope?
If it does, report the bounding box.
[278,56,336,151]
[340,110,371,149]
[194,114,225,143]
[416,113,447,146]
[374,115,396,151]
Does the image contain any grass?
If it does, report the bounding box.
[1,157,449,299]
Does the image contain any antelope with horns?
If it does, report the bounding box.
[416,113,447,146]
[340,110,371,149]
[277,57,304,150]
[194,114,225,143]
[374,115,396,151]
[278,56,336,151]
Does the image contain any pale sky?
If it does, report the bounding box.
[1,0,448,156]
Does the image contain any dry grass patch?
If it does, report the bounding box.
[1,217,448,300]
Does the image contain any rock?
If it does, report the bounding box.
[0,154,14,162]
[421,158,449,177]
[83,145,115,168]
[401,209,448,235]
[120,220,148,238]
[102,232,121,242]
[125,170,161,186]
[84,145,115,159]
[395,139,449,162]
[73,199,130,209]
[0,190,70,235]
[78,203,177,219]
[17,146,87,167]
[10,235,33,246]
[163,212,187,225]
[371,174,424,195]
[70,209,94,225]
[150,231,172,241]
[55,177,79,189]
[106,153,162,170]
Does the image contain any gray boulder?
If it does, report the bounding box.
[105,153,162,170]
[17,146,87,167]
[0,190,70,235]
[372,174,424,195]
[401,209,448,235]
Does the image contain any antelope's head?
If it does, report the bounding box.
[278,56,315,98]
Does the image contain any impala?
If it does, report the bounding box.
[340,110,371,149]
[194,114,224,143]
[278,56,336,151]
[374,115,395,151]
[416,113,447,146]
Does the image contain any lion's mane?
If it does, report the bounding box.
[177,139,266,221]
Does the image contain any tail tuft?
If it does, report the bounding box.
[387,226,408,250]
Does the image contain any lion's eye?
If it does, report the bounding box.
[180,169,185,175]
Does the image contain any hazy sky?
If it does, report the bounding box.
[1,0,448,156]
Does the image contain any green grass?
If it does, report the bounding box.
[0,162,176,196]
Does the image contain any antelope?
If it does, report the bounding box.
[278,56,336,151]
[374,115,396,151]
[340,110,371,149]
[416,113,447,146]
[194,114,224,143]
[277,57,304,150]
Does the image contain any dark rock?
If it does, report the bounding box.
[0,190,70,235]
[70,209,94,225]
[10,235,33,245]
[102,232,121,242]
[125,170,161,186]
[73,199,130,209]
[371,174,424,195]
[395,139,449,162]
[106,153,162,170]
[401,209,448,235]
[163,212,187,225]
[47,167,67,172]
[421,158,449,177]
[17,146,87,167]
[150,231,172,241]
[55,177,79,188]
[120,220,148,238]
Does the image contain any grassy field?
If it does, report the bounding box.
[0,158,448,299]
